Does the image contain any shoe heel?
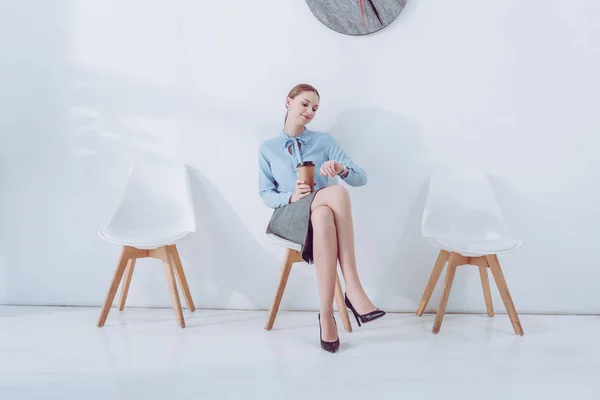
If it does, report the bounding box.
[353,311,362,327]
[318,313,340,353]
[345,294,362,327]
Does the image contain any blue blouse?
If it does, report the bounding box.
[258,129,367,208]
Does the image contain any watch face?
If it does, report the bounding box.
[305,0,408,36]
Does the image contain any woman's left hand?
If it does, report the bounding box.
[320,160,345,177]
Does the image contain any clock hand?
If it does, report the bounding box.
[367,0,383,26]
[359,0,365,26]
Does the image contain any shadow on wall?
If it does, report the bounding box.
[175,166,316,311]
[329,107,439,312]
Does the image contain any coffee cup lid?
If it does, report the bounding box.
[297,161,315,168]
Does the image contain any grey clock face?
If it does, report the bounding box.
[305,0,407,36]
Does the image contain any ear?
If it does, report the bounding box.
[285,97,292,109]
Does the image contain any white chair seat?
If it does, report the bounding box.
[99,228,193,250]
[422,166,521,257]
[98,155,196,250]
[267,233,302,253]
[424,235,521,257]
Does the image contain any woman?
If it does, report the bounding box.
[258,84,385,353]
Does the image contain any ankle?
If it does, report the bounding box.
[345,285,365,300]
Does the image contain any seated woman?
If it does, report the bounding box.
[258,84,385,353]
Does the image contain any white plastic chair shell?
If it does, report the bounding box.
[99,157,196,250]
[266,233,302,253]
[421,167,521,256]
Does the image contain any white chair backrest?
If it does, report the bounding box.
[105,156,196,232]
[422,166,511,243]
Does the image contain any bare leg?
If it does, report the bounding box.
[312,186,376,314]
[311,205,339,342]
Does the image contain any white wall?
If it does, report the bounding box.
[1,0,599,314]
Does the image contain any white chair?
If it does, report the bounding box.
[97,157,196,328]
[416,167,524,335]
[264,233,353,333]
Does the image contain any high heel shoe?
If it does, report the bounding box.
[344,293,386,327]
[318,313,340,353]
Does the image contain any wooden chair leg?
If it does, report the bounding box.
[118,258,137,311]
[334,272,353,333]
[265,249,296,330]
[432,253,458,334]
[486,254,524,335]
[161,249,185,328]
[97,246,131,327]
[168,245,195,312]
[417,250,450,316]
[479,264,494,317]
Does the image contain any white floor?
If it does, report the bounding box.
[0,307,599,400]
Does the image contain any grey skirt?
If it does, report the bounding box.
[266,189,322,264]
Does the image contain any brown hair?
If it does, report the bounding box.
[284,83,320,124]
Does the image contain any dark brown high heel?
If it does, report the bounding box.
[344,293,386,327]
[318,313,340,353]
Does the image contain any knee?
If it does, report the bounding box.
[311,206,334,226]
[328,185,350,206]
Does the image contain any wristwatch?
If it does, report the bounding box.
[338,164,349,176]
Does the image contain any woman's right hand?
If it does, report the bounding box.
[290,180,312,203]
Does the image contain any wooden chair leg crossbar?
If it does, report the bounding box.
[416,250,524,335]
[265,248,353,333]
[97,244,195,328]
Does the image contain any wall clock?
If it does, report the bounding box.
[305,0,408,36]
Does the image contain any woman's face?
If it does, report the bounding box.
[286,91,320,126]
